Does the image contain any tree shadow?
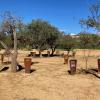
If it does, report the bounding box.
[77,68,100,79]
[79,68,98,74]
[0,66,9,72]
[31,62,39,65]
[28,54,61,58]
[22,98,39,100]
[89,68,98,72]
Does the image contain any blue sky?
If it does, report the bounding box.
[0,0,99,34]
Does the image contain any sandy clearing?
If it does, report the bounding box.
[0,49,100,100]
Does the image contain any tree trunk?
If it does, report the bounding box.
[11,54,17,72]
[0,29,18,72]
[39,50,42,58]
[67,50,70,57]
[11,28,18,72]
[51,47,56,56]
[83,49,91,70]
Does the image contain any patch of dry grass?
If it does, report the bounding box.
[0,49,100,100]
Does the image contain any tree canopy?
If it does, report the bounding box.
[19,19,61,56]
[80,2,100,31]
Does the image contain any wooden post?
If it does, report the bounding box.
[1,54,4,64]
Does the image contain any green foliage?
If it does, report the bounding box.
[79,32,100,49]
[27,19,48,51]
[17,19,61,55]
[0,11,24,50]
[59,34,76,52]
[4,35,13,48]
[27,19,61,55]
[80,2,100,31]
[17,26,33,49]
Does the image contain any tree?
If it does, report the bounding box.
[79,32,100,69]
[80,2,100,31]
[60,34,76,56]
[27,19,61,57]
[0,11,23,72]
[17,25,33,49]
[46,26,61,56]
[79,2,100,70]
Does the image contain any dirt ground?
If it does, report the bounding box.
[0,49,100,100]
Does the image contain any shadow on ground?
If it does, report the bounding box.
[0,66,9,72]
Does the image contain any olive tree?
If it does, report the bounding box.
[27,19,61,57]
[46,26,61,56]
[60,34,76,57]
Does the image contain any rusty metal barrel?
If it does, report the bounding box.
[24,57,32,73]
[97,59,100,72]
[69,59,77,75]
